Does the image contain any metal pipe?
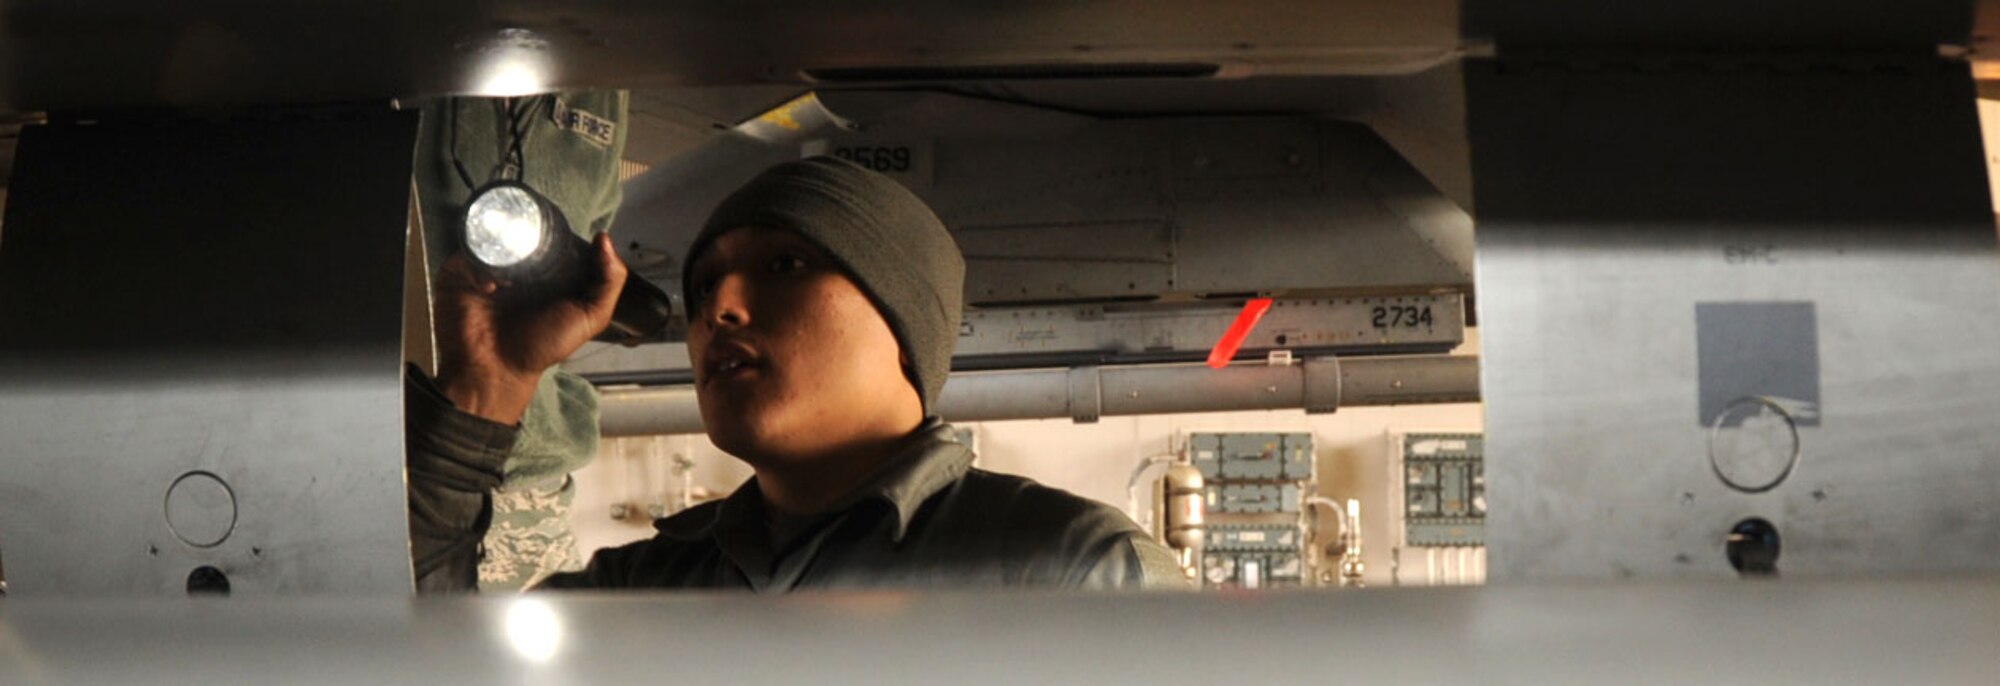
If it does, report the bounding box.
[600,355,1478,437]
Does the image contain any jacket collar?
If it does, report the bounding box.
[655,420,973,544]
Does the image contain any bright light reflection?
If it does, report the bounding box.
[504,598,564,664]
[478,58,546,97]
[466,186,545,267]
[469,29,552,97]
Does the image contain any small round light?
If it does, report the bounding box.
[466,185,546,268]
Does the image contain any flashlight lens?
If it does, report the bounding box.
[466,186,546,267]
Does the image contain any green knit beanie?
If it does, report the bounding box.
[684,156,965,414]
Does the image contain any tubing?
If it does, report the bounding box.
[599,355,1479,437]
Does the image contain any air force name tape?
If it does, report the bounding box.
[551,98,616,148]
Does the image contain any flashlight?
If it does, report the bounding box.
[463,180,674,345]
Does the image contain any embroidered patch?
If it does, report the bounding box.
[550,98,616,147]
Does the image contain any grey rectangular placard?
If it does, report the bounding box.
[1696,302,1821,426]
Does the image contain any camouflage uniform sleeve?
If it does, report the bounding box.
[478,475,589,592]
[405,364,518,594]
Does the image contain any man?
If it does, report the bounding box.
[407,156,1188,592]
[410,92,630,591]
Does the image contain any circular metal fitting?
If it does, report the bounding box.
[164,471,238,548]
[1706,396,1802,494]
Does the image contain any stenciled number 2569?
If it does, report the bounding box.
[1371,305,1434,329]
[831,146,913,173]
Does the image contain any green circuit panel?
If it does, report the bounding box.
[1402,432,1484,547]
[1186,431,1317,588]
[1188,432,1314,482]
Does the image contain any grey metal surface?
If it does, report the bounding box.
[1469,57,2000,580]
[2,578,1998,684]
[613,91,849,286]
[586,89,1476,390]
[612,89,1473,313]
[1335,351,1482,406]
[954,296,1463,367]
[940,115,1470,302]
[621,68,1479,214]
[622,86,807,165]
[562,292,1466,381]
[598,355,1479,436]
[1694,302,1821,427]
[0,1,1459,112]
[0,109,419,594]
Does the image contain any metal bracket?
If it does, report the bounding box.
[1303,356,1342,414]
[1067,366,1104,424]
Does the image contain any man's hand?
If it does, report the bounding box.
[433,232,629,424]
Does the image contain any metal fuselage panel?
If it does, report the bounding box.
[0,1,1461,112]
[2,580,1998,684]
[590,93,1474,381]
[616,94,1473,307]
[0,110,420,594]
[1470,57,2000,579]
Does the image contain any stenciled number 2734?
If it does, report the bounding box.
[1371,305,1434,329]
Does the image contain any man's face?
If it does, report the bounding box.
[685,226,922,465]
